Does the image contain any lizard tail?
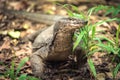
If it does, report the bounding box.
[0,8,66,25]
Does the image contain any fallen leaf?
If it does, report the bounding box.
[9,1,27,10]
[0,38,10,51]
[22,22,31,29]
[8,30,20,39]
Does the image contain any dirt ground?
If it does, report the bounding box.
[0,0,120,80]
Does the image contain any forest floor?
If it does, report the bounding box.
[0,0,120,80]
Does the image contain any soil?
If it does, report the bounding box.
[0,0,120,80]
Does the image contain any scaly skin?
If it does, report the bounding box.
[30,18,87,77]
[1,8,67,25]
[1,8,87,77]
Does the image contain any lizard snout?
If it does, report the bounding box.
[83,20,88,25]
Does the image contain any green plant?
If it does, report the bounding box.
[64,4,97,78]
[18,74,39,80]
[88,5,120,78]
[4,57,39,80]
[65,4,120,79]
[63,4,87,20]
[96,25,120,78]
[88,5,120,17]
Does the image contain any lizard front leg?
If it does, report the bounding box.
[30,54,44,77]
[30,25,54,77]
[27,26,50,42]
[74,47,87,68]
[30,47,49,77]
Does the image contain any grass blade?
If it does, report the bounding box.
[88,59,96,78]
[73,31,84,51]
[113,63,120,78]
[18,74,27,80]
[16,57,29,75]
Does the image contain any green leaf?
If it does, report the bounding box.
[94,5,108,13]
[88,5,108,19]
[16,57,29,75]
[94,18,119,27]
[117,48,120,54]
[97,36,115,45]
[67,9,74,17]
[88,6,96,18]
[9,61,16,80]
[18,74,27,80]
[91,26,96,39]
[113,63,120,78]
[19,74,40,80]
[27,76,40,80]
[62,4,74,17]
[116,25,120,47]
[87,49,100,57]
[88,59,96,78]
[73,13,84,19]
[71,5,79,12]
[105,6,120,16]
[73,30,85,51]
[96,42,115,54]
[6,61,16,80]
[8,30,20,39]
[93,37,102,43]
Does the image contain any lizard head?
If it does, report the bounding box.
[54,17,87,33]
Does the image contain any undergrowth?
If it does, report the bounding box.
[64,5,120,79]
[2,57,39,80]
[1,4,120,80]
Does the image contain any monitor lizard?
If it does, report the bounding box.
[1,8,87,77]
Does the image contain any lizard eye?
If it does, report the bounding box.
[83,20,88,25]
